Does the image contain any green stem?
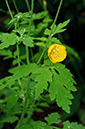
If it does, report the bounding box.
[37,0,63,64]
[37,43,47,65]
[53,0,63,26]
[16,78,30,128]
[5,0,20,66]
[25,0,30,11]
[24,99,36,124]
[28,0,34,35]
[12,0,19,13]
[16,44,20,66]
[16,1,35,128]
[5,0,13,19]
[16,43,23,90]
[26,0,34,64]
[26,45,29,64]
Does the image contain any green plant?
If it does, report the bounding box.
[0,0,85,129]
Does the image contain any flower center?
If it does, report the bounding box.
[50,46,60,57]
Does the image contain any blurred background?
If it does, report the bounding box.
[0,0,85,127]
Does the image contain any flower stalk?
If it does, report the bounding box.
[5,0,13,19]
[37,0,63,64]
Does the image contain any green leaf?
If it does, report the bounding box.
[50,37,61,44]
[33,11,48,20]
[35,67,52,98]
[63,121,85,129]
[62,92,80,120]
[30,121,52,129]
[0,49,13,60]
[49,63,77,113]
[39,102,49,107]
[0,116,18,124]
[9,12,30,25]
[44,28,50,35]
[22,36,34,47]
[0,63,37,89]
[0,49,12,57]
[66,45,81,61]
[44,19,70,36]
[18,125,32,129]
[55,19,70,30]
[6,92,19,110]
[34,42,45,47]
[8,63,37,85]
[0,33,18,49]
[9,63,37,74]
[13,26,27,36]
[45,112,61,125]
[34,37,47,42]
[0,76,11,90]
[51,24,66,34]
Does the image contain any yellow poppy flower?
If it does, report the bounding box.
[48,44,67,63]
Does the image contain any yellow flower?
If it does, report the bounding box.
[48,44,67,63]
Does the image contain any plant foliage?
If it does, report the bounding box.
[0,0,84,129]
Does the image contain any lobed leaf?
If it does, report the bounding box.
[44,28,51,35]
[0,116,18,124]
[35,67,52,98]
[44,19,70,36]
[50,37,61,44]
[30,120,53,129]
[0,63,37,90]
[55,19,70,30]
[49,63,77,113]
[45,112,61,125]
[0,49,12,57]
[9,12,30,25]
[18,125,32,129]
[0,33,18,49]
[33,11,48,20]
[22,36,34,47]
[0,76,11,90]
[63,121,85,129]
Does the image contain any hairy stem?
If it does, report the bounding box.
[37,0,63,64]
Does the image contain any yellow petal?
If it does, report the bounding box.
[48,44,67,63]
